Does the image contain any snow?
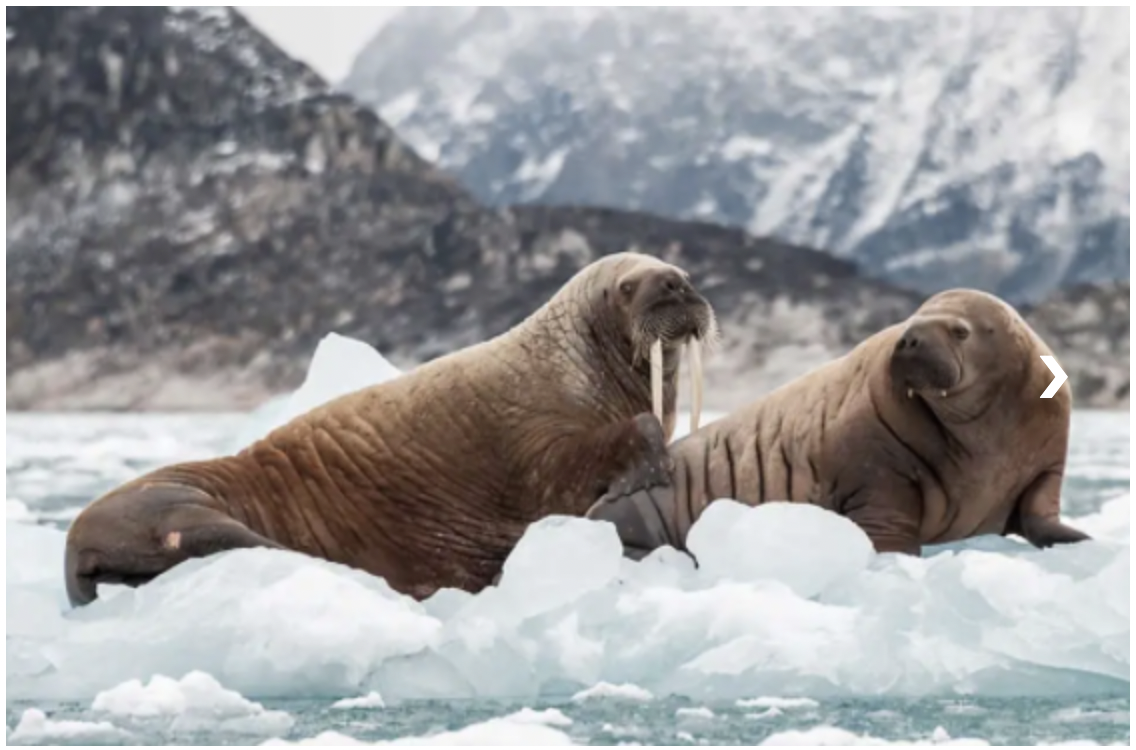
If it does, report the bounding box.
[6,334,1130,708]
[90,671,294,735]
[330,691,386,710]
[514,147,569,199]
[344,7,1128,300]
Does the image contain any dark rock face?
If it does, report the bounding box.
[5,7,1128,413]
[343,7,1130,305]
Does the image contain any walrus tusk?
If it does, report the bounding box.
[907,388,914,399]
[688,338,703,434]
[650,339,664,426]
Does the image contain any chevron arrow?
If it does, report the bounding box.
[1039,355,1068,399]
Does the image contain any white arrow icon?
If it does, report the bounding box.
[1039,355,1068,399]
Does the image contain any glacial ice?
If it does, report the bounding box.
[5,332,1130,707]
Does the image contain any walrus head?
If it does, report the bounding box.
[542,252,716,435]
[611,256,718,433]
[890,289,1029,421]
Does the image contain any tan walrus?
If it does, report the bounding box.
[64,252,718,606]
[587,288,1091,559]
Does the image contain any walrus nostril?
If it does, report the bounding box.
[896,332,921,352]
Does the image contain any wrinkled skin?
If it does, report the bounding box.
[589,288,1090,561]
[65,252,717,607]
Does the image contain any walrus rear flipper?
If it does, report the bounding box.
[65,482,284,608]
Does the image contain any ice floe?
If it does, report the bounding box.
[6,332,1129,708]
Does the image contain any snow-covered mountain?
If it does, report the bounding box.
[343,7,1130,302]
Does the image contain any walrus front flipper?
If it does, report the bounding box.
[65,482,283,608]
[588,485,684,561]
[586,416,687,561]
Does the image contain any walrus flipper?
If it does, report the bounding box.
[1017,515,1092,548]
[587,485,683,561]
[585,416,687,562]
[1007,471,1092,549]
[65,483,283,608]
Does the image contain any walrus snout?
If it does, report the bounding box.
[891,317,965,395]
[623,266,717,434]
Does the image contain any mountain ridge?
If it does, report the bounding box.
[343,6,1130,304]
[6,7,1128,413]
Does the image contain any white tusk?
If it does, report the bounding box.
[650,338,664,426]
[940,390,947,398]
[907,388,914,399]
[688,338,703,434]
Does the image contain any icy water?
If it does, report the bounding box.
[6,410,1131,746]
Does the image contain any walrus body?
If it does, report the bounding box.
[589,288,1091,559]
[65,253,717,606]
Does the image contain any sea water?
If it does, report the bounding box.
[5,338,1131,745]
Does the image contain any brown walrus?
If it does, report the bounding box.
[587,288,1091,560]
[64,252,718,607]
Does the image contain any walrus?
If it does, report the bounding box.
[64,252,718,606]
[587,288,1091,560]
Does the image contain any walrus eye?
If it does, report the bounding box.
[619,280,636,297]
[951,324,970,341]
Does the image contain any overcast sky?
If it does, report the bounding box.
[238,6,403,82]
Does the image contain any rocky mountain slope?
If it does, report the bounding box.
[344,7,1130,304]
[6,7,1128,413]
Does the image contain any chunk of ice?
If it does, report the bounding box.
[90,671,294,735]
[7,708,130,744]
[330,691,385,710]
[571,681,654,702]
[263,707,574,745]
[6,490,1130,702]
[6,498,33,523]
[737,696,820,709]
[676,705,715,719]
[688,500,874,597]
[758,724,990,745]
[491,515,623,621]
